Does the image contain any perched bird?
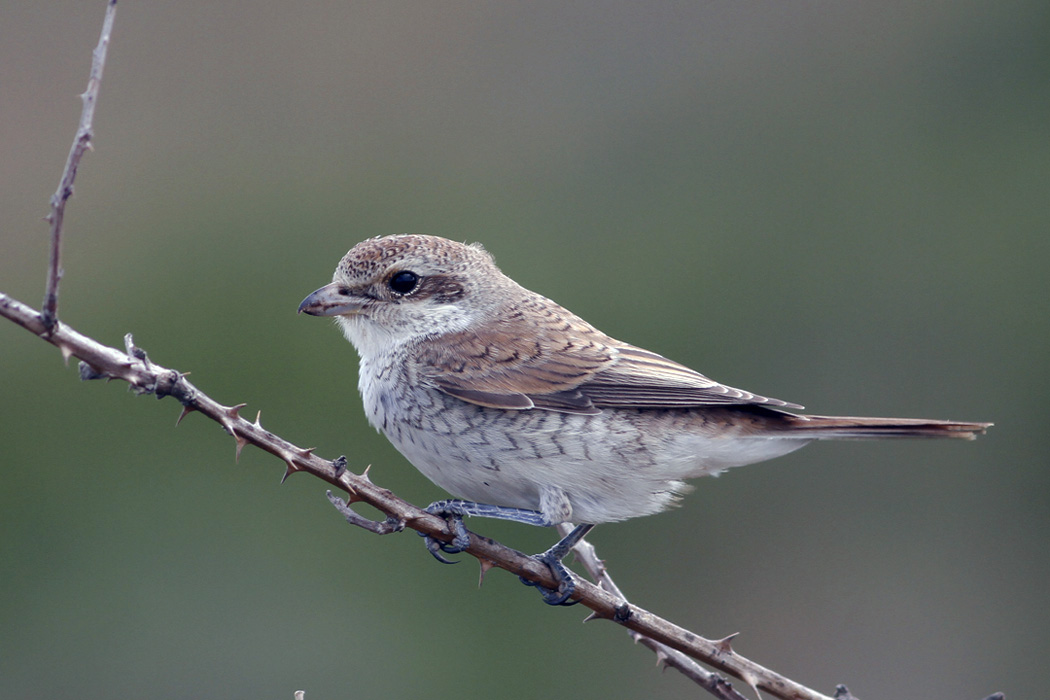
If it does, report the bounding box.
[299,234,990,604]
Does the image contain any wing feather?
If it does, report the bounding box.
[413,297,800,413]
[585,346,802,409]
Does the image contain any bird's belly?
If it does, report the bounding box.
[362,378,808,524]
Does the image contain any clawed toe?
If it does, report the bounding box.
[422,533,462,564]
[419,505,472,564]
[517,522,594,605]
[519,551,580,606]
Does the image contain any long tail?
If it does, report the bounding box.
[778,414,992,440]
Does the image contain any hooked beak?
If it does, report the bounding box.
[298,282,364,317]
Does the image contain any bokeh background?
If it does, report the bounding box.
[2,2,1047,699]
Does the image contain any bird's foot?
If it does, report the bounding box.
[519,548,580,606]
[418,500,594,606]
[518,522,595,606]
[419,503,472,564]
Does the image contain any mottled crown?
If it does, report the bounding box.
[335,234,496,285]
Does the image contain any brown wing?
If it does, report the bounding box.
[413,315,616,415]
[414,298,800,414]
[583,345,802,410]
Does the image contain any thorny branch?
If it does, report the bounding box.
[1,4,1005,700]
[2,292,834,700]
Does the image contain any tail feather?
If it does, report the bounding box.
[780,414,992,440]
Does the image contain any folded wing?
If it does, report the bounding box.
[414,306,799,414]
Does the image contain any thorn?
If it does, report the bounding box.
[60,344,74,365]
[714,632,739,655]
[581,611,602,623]
[477,558,496,588]
[43,213,54,223]
[235,435,248,462]
[298,446,316,459]
[253,410,263,429]
[361,464,373,482]
[281,461,299,484]
[176,405,196,426]
[747,676,763,700]
[226,403,247,420]
[654,650,669,670]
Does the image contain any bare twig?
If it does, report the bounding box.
[2,290,841,700]
[41,0,118,334]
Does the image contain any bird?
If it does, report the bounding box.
[299,234,990,604]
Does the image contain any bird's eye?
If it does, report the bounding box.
[388,270,420,294]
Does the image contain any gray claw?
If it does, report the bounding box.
[519,552,580,606]
[420,508,472,564]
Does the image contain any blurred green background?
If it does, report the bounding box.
[2,2,1047,698]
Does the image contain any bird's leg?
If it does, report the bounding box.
[519,522,595,606]
[420,499,552,563]
[419,500,595,606]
